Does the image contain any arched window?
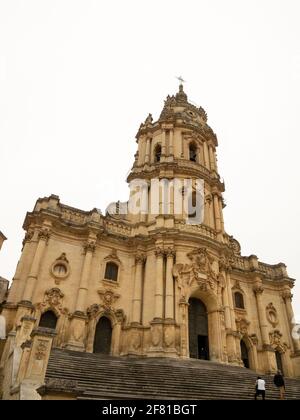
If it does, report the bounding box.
[189,143,197,162]
[104,262,119,281]
[188,191,197,217]
[154,144,161,163]
[234,292,245,309]
[39,310,57,330]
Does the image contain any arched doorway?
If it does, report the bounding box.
[240,340,250,368]
[39,310,57,330]
[275,350,284,375]
[188,298,209,360]
[93,317,112,354]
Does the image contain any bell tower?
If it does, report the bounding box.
[126,84,225,240]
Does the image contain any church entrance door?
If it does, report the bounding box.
[275,350,284,375]
[240,340,250,368]
[188,298,209,360]
[93,317,112,354]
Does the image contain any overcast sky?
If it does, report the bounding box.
[0,0,299,319]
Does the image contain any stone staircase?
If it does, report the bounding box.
[44,348,300,400]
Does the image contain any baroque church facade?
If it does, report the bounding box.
[1,85,300,384]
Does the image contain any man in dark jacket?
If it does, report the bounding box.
[273,370,285,400]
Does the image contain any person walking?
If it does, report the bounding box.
[273,370,285,400]
[254,376,266,400]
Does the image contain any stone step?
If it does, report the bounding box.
[45,348,300,400]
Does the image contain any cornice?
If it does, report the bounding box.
[137,121,218,147]
[127,161,225,190]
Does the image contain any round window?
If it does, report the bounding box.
[53,264,67,276]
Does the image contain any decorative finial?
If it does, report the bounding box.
[175,76,188,102]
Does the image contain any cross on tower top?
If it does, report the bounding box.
[176,75,186,85]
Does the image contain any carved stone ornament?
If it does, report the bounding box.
[218,256,231,272]
[228,237,241,255]
[173,248,222,300]
[236,317,250,335]
[87,304,101,319]
[131,331,142,350]
[97,289,120,310]
[249,334,259,346]
[266,303,278,328]
[164,326,175,347]
[35,288,67,316]
[104,248,122,264]
[35,340,48,360]
[115,309,126,324]
[151,325,161,347]
[45,288,64,307]
[269,329,288,353]
[233,280,243,291]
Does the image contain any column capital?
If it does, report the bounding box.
[38,228,51,243]
[253,285,264,295]
[135,252,146,265]
[154,247,164,258]
[22,230,34,246]
[219,256,231,272]
[205,194,212,203]
[83,241,96,254]
[165,247,175,259]
[281,289,293,302]
[212,190,222,198]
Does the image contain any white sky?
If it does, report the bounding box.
[0,0,299,319]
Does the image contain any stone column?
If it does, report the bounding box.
[169,129,174,157]
[224,271,238,363]
[180,131,184,158]
[148,247,165,356]
[199,144,205,166]
[208,310,222,362]
[203,142,210,169]
[145,137,151,164]
[179,299,189,358]
[207,196,215,229]
[67,238,95,351]
[131,253,145,324]
[253,282,269,346]
[213,193,222,232]
[253,279,278,372]
[282,288,300,353]
[22,227,50,303]
[140,183,148,223]
[219,197,225,232]
[204,194,210,226]
[165,248,175,320]
[75,240,96,313]
[209,146,216,171]
[154,248,164,320]
[161,129,166,160]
